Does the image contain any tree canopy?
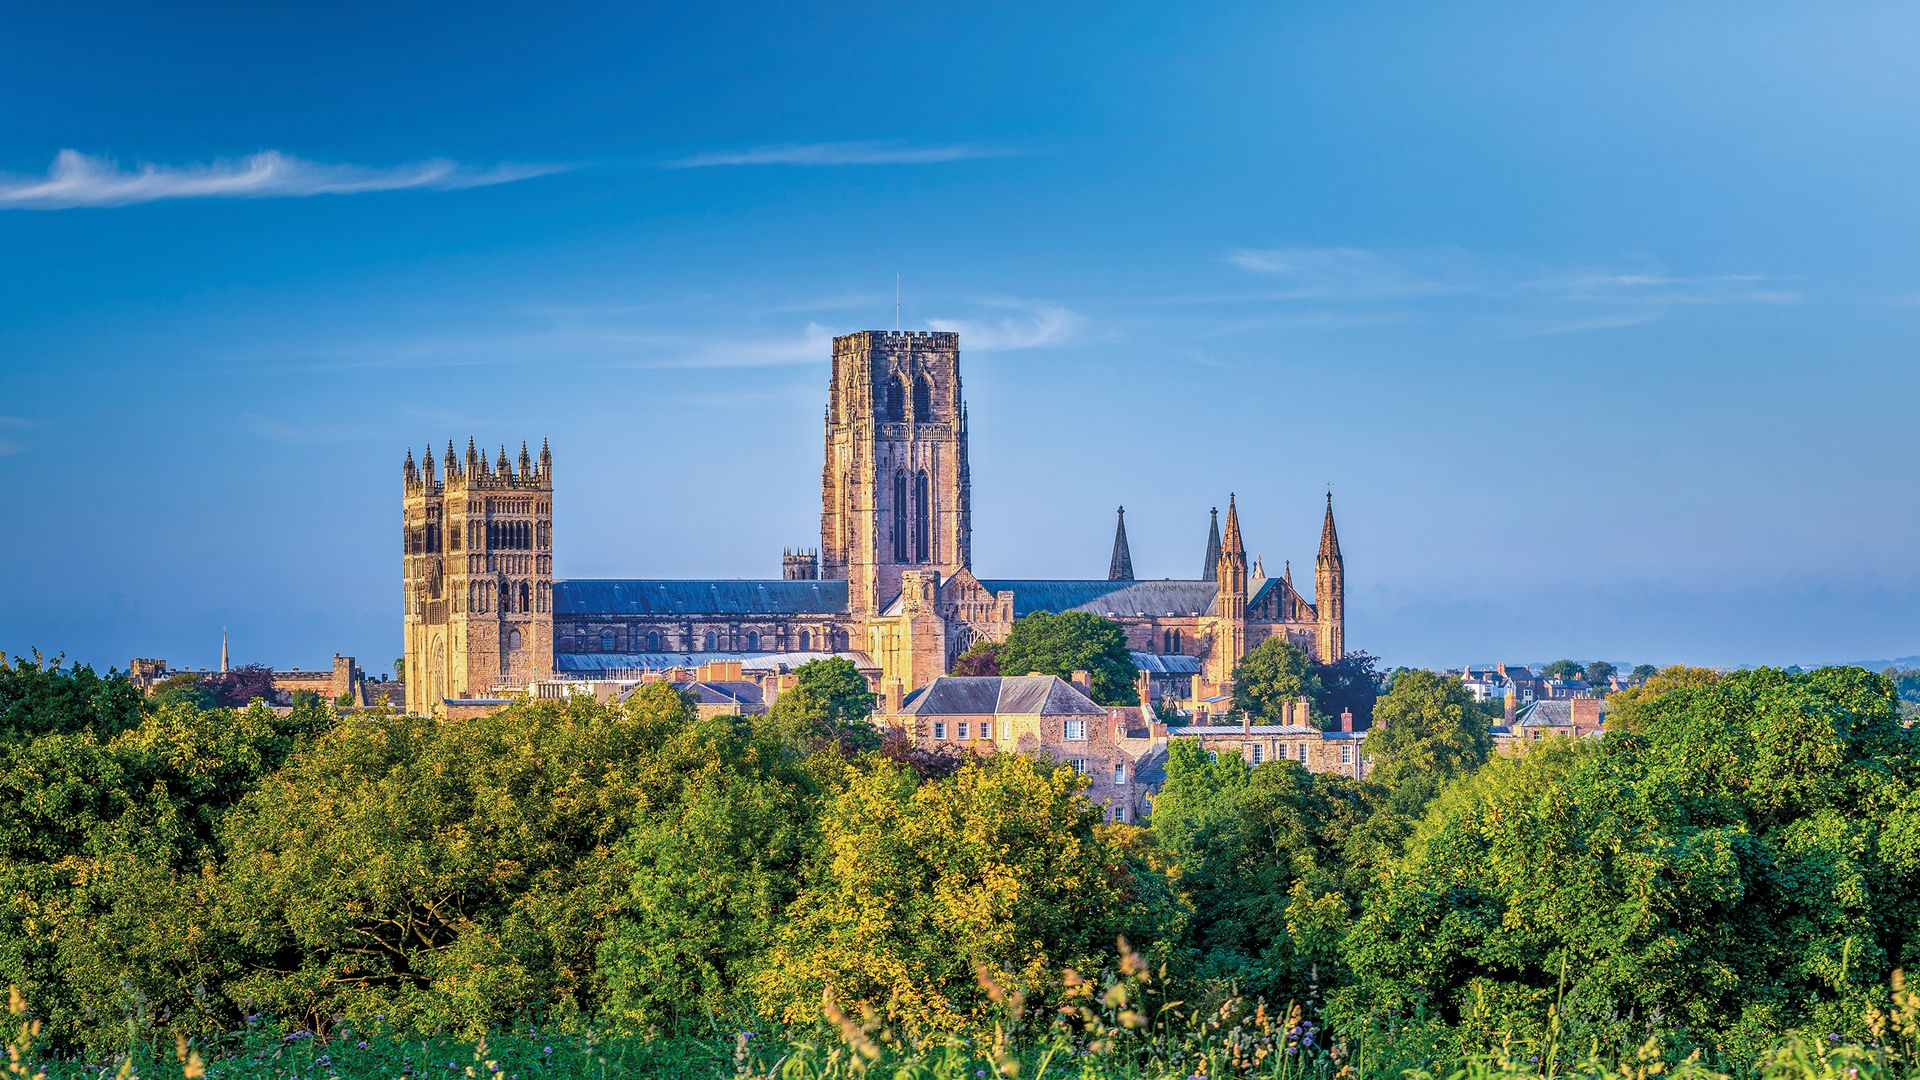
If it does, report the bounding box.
[993,611,1137,705]
[1229,638,1323,725]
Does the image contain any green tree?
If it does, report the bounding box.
[753,753,1149,1032]
[1630,663,1658,680]
[1334,666,1920,1066]
[1312,650,1382,727]
[1149,739,1359,1003]
[0,653,146,741]
[1362,669,1493,795]
[765,657,881,754]
[1585,659,1617,687]
[950,640,1001,677]
[148,672,217,711]
[1230,638,1324,725]
[994,611,1137,705]
[393,656,406,682]
[1538,659,1584,681]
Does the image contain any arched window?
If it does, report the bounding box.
[914,470,931,562]
[746,631,759,651]
[429,558,443,599]
[885,375,907,421]
[1162,629,1171,653]
[892,471,909,561]
[499,581,511,613]
[799,630,811,651]
[913,375,932,420]
[704,630,718,652]
[600,629,615,651]
[518,581,531,612]
[508,628,523,653]
[646,631,660,652]
[1173,628,1183,652]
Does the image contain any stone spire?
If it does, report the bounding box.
[1220,493,1246,569]
[539,437,552,479]
[1314,491,1346,664]
[446,439,458,479]
[1208,494,1249,692]
[496,444,510,476]
[1202,507,1221,580]
[404,447,417,484]
[518,441,532,477]
[1107,506,1134,581]
[220,628,229,674]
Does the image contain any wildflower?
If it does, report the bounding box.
[356,1041,370,1050]
[542,1046,552,1055]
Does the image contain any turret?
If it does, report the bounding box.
[496,445,510,477]
[539,437,552,480]
[445,440,458,481]
[1108,506,1134,581]
[1217,493,1247,609]
[404,447,418,486]
[465,437,480,477]
[1314,492,1346,664]
[422,444,436,485]
[1206,494,1249,692]
[518,441,532,478]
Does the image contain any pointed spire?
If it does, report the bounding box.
[220,628,229,674]
[1107,506,1134,581]
[1202,507,1222,580]
[1318,491,1343,568]
[1220,493,1245,564]
[1284,559,1293,586]
[404,447,417,483]
[496,444,510,475]
[518,441,532,477]
[446,439,458,479]
[422,442,436,481]
[539,437,552,474]
[466,436,480,475]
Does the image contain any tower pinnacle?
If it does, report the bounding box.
[1202,507,1221,580]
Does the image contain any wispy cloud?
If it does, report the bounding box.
[1225,246,1482,301]
[663,141,1011,168]
[927,300,1085,352]
[243,415,375,443]
[0,416,30,458]
[0,149,566,209]
[1555,271,1803,305]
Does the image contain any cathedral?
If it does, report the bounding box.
[400,330,1346,716]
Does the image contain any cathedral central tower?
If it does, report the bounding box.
[820,331,971,616]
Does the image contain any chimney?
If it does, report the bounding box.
[1070,669,1091,696]
[1339,707,1354,732]
[1503,687,1517,725]
[1136,669,1152,709]
[883,678,904,715]
[1240,711,1252,735]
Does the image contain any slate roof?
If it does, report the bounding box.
[1174,723,1347,737]
[554,650,875,674]
[1518,700,1574,727]
[900,675,1106,717]
[976,579,1217,618]
[1131,651,1201,676]
[553,579,848,616]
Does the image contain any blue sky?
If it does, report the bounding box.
[3,2,1917,675]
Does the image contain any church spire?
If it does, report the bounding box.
[1202,506,1221,580]
[1220,493,1245,565]
[1318,491,1343,568]
[1107,506,1134,581]
[220,627,229,674]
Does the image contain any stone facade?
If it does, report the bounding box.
[400,330,1351,716]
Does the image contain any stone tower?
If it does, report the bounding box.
[1315,492,1345,664]
[1206,494,1249,690]
[403,437,554,716]
[819,331,971,616]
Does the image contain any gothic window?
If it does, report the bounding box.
[518,581,531,612]
[600,629,615,651]
[1173,629,1183,652]
[1161,629,1172,653]
[799,630,810,651]
[429,559,443,599]
[745,631,759,651]
[886,375,907,422]
[646,631,660,652]
[508,629,523,653]
[704,630,718,652]
[913,374,932,420]
[499,581,511,613]
[892,471,908,561]
[914,470,931,562]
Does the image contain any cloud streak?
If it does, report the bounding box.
[0,150,565,209]
[663,141,1011,168]
[927,300,1085,352]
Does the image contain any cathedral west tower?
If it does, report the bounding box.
[820,331,971,616]
[403,438,553,715]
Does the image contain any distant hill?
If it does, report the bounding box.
[1838,655,1920,671]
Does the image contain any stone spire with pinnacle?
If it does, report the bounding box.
[1107,506,1134,581]
[220,628,229,674]
[1314,491,1346,664]
[1202,506,1222,580]
[1209,494,1249,690]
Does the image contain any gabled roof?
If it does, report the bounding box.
[900,675,1105,717]
[1518,699,1574,727]
[554,579,849,616]
[976,579,1217,618]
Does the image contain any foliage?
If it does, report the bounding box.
[950,640,1001,677]
[1231,639,1324,725]
[1539,659,1585,681]
[753,753,1147,1032]
[0,654,146,741]
[994,611,1137,705]
[208,663,276,707]
[1149,740,1360,1004]
[763,657,881,755]
[1361,669,1493,797]
[1313,651,1382,728]
[1335,666,1920,1069]
[1585,659,1618,687]
[1632,663,1659,680]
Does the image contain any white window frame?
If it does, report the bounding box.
[1112,761,1127,784]
[1063,719,1088,741]
[957,720,969,739]
[998,719,1011,740]
[933,721,947,740]
[1251,744,1263,764]
[1340,744,1354,765]
[1067,757,1088,775]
